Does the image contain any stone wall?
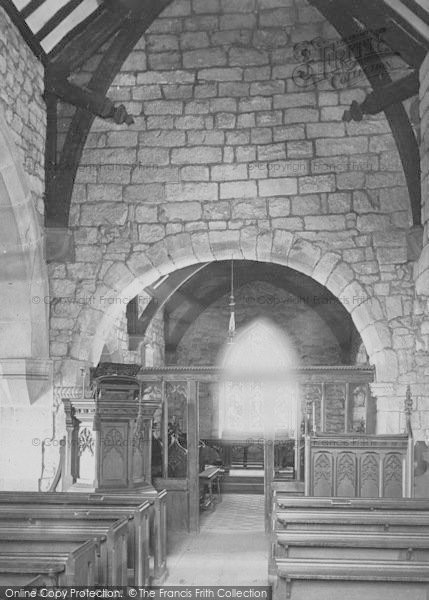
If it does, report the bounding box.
[47,0,429,449]
[175,280,346,365]
[0,7,45,219]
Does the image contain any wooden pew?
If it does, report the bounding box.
[25,574,58,586]
[274,509,429,532]
[0,504,150,585]
[275,530,429,561]
[0,539,97,586]
[86,491,167,580]
[274,557,429,600]
[0,490,166,581]
[0,521,127,586]
[0,562,64,586]
[274,495,429,511]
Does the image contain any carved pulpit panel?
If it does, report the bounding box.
[336,452,356,497]
[100,423,128,487]
[383,453,403,498]
[312,451,333,496]
[360,452,379,497]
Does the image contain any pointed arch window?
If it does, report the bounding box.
[218,319,300,440]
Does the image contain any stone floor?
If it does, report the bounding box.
[164,494,269,585]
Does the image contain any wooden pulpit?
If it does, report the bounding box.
[62,369,159,492]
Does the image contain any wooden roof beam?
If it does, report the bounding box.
[45,67,135,125]
[343,71,419,121]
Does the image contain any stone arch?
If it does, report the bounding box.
[0,111,51,490]
[0,111,50,388]
[66,230,395,384]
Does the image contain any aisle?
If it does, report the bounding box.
[164,494,269,586]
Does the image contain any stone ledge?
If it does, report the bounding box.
[0,358,53,405]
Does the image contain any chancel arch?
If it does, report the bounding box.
[66,239,390,388]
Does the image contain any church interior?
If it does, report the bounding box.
[2,0,429,596]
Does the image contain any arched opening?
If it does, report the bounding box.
[0,112,51,490]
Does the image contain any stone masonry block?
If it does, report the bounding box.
[273,92,317,109]
[209,229,241,259]
[165,182,218,201]
[171,146,222,164]
[312,252,342,286]
[211,164,248,181]
[86,184,122,203]
[288,238,321,273]
[220,180,257,198]
[229,48,269,67]
[306,122,345,138]
[304,215,346,230]
[198,67,243,81]
[138,148,170,166]
[272,229,294,260]
[291,195,320,215]
[80,203,128,226]
[181,166,210,180]
[298,174,335,194]
[268,197,290,217]
[357,214,391,232]
[138,224,165,243]
[259,178,297,196]
[144,100,183,115]
[135,205,158,222]
[326,262,355,296]
[184,48,227,68]
[203,201,231,220]
[191,231,215,262]
[159,202,202,222]
[139,130,186,146]
[232,198,267,218]
[284,108,319,124]
[239,96,272,112]
[219,13,256,30]
[316,136,368,156]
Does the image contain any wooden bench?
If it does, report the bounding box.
[87,490,167,580]
[274,530,429,560]
[274,557,429,600]
[275,495,429,511]
[0,560,64,586]
[0,539,96,586]
[0,490,166,581]
[0,504,150,585]
[199,466,222,511]
[0,520,127,585]
[274,509,429,532]
[25,574,58,586]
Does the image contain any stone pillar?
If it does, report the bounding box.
[0,358,53,490]
[370,382,408,435]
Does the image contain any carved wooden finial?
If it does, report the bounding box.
[405,384,413,415]
[404,385,413,436]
